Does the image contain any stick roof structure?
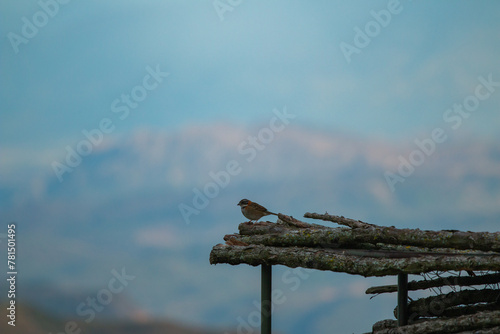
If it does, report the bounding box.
[210,213,500,277]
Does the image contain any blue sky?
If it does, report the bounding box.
[2,1,499,151]
[1,1,500,333]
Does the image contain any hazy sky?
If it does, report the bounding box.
[1,1,500,333]
[2,1,499,154]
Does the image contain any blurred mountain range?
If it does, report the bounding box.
[0,303,233,334]
[1,124,499,333]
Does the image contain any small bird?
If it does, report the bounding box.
[237,199,277,222]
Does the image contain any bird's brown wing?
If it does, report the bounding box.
[251,201,277,215]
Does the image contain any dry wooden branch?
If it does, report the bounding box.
[231,225,375,249]
[366,272,500,294]
[372,310,500,334]
[304,212,500,252]
[277,213,313,228]
[304,212,376,228]
[371,319,397,333]
[437,302,500,318]
[454,326,500,334]
[233,223,500,261]
[210,244,500,277]
[403,289,500,319]
[238,220,325,236]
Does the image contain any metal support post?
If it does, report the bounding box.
[397,273,409,326]
[261,264,272,334]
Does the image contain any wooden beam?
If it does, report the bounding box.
[210,244,500,277]
[261,264,272,334]
[398,273,409,326]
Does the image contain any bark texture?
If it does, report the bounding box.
[366,273,500,294]
[371,310,500,334]
[304,212,500,252]
[210,244,500,277]
[210,211,500,333]
[402,289,500,319]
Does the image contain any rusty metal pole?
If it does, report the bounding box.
[398,273,409,326]
[261,264,272,334]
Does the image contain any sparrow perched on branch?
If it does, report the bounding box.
[237,199,277,222]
